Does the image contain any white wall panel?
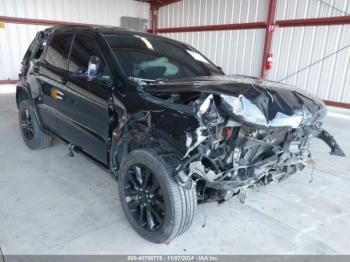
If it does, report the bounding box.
[268,24,350,103]
[0,0,149,26]
[161,29,265,77]
[158,0,268,77]
[0,23,48,80]
[159,0,269,28]
[268,0,350,103]
[276,0,350,20]
[0,0,150,80]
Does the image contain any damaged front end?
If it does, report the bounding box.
[137,76,345,203]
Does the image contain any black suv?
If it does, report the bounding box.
[16,26,344,243]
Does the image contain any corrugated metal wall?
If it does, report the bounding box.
[269,0,350,103]
[158,0,350,104]
[158,0,268,27]
[0,0,149,26]
[269,24,350,103]
[161,30,266,76]
[276,0,350,19]
[0,23,48,81]
[158,0,269,77]
[0,0,150,80]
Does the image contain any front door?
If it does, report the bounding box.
[56,33,111,164]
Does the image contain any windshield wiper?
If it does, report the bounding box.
[154,78,168,82]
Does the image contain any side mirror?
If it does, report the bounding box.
[87,55,101,81]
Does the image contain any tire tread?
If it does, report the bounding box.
[119,149,196,243]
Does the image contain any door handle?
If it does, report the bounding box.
[51,87,64,100]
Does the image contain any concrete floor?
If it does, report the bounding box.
[0,84,349,255]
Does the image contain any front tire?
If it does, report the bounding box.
[118,149,196,243]
[18,100,52,149]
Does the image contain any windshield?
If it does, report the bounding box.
[104,33,223,81]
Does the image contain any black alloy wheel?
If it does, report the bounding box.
[20,107,34,142]
[118,149,197,243]
[18,100,52,149]
[124,164,165,231]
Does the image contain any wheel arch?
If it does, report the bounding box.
[109,122,181,176]
[16,84,31,109]
[16,83,48,134]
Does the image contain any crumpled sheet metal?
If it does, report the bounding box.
[145,75,327,128]
[220,94,314,128]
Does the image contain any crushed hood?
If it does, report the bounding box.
[144,75,327,128]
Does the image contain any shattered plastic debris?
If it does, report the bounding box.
[133,75,345,202]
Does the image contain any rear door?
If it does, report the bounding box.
[37,33,74,133]
[56,32,111,164]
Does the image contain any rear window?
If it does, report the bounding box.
[45,33,73,70]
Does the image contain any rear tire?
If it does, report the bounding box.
[18,100,52,149]
[118,148,196,243]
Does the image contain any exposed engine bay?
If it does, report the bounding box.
[134,75,345,203]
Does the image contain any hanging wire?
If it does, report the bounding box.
[0,245,5,262]
[316,0,350,16]
[201,211,207,228]
[278,43,350,82]
[308,149,316,183]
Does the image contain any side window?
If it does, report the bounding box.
[44,33,73,70]
[33,45,44,60]
[68,34,109,75]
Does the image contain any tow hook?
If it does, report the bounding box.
[68,143,79,157]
